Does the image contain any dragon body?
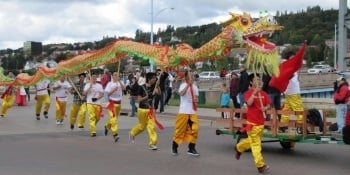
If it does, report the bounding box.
[0,12,282,86]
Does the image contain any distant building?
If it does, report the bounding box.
[325,38,350,57]
[23,41,42,56]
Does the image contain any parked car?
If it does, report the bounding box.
[198,71,220,79]
[307,64,331,74]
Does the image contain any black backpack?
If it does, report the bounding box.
[307,109,324,132]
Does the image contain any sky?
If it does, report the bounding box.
[0,0,342,50]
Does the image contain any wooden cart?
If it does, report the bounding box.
[215,108,343,149]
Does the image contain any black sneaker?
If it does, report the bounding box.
[171,147,178,156]
[234,146,241,160]
[78,126,84,129]
[113,134,120,142]
[104,126,108,136]
[43,112,48,119]
[36,116,40,120]
[91,133,96,137]
[70,124,74,130]
[187,149,200,157]
[258,165,270,173]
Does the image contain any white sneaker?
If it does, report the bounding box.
[129,132,135,143]
[148,145,158,150]
[59,119,64,125]
[55,120,60,125]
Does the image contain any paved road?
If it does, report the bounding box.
[0,97,349,175]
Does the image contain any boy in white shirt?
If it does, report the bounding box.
[171,70,200,156]
[104,72,125,142]
[35,79,51,120]
[53,77,72,125]
[83,73,104,137]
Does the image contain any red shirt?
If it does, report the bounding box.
[244,89,271,125]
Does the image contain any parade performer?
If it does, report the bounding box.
[235,74,271,174]
[34,79,51,120]
[53,76,72,125]
[69,73,87,130]
[129,72,161,150]
[269,42,306,132]
[83,73,104,137]
[15,86,27,106]
[0,85,15,117]
[104,71,125,142]
[171,70,200,156]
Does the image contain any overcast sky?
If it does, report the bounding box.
[0,0,342,50]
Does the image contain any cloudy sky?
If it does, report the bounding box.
[0,0,341,50]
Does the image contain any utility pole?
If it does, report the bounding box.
[339,0,348,72]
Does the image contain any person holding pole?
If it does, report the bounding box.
[104,71,125,142]
[171,70,200,156]
[83,73,104,137]
[68,73,87,130]
[129,72,161,150]
[234,74,271,174]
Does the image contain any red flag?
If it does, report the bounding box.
[269,42,307,92]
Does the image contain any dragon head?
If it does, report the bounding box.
[222,12,283,75]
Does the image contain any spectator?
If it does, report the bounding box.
[229,72,240,118]
[237,65,250,107]
[220,68,227,79]
[333,76,349,133]
[220,83,230,118]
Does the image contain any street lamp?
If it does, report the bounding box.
[149,0,174,72]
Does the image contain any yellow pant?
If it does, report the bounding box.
[87,104,101,134]
[105,104,121,136]
[236,125,265,168]
[130,108,157,145]
[1,94,15,116]
[172,113,199,145]
[281,94,304,124]
[35,94,51,115]
[69,103,87,127]
[55,101,67,120]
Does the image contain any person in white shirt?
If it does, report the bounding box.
[171,70,200,156]
[104,72,125,142]
[53,77,72,125]
[83,73,104,137]
[35,79,51,120]
[280,51,305,134]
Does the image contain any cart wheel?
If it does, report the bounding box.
[280,141,295,149]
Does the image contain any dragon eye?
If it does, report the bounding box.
[241,18,249,26]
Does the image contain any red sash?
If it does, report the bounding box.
[106,99,121,117]
[188,83,197,111]
[148,107,164,130]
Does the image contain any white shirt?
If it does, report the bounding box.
[36,79,50,96]
[84,82,103,104]
[168,73,174,88]
[105,81,124,101]
[178,82,199,114]
[53,80,71,102]
[285,73,301,95]
[138,77,145,86]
